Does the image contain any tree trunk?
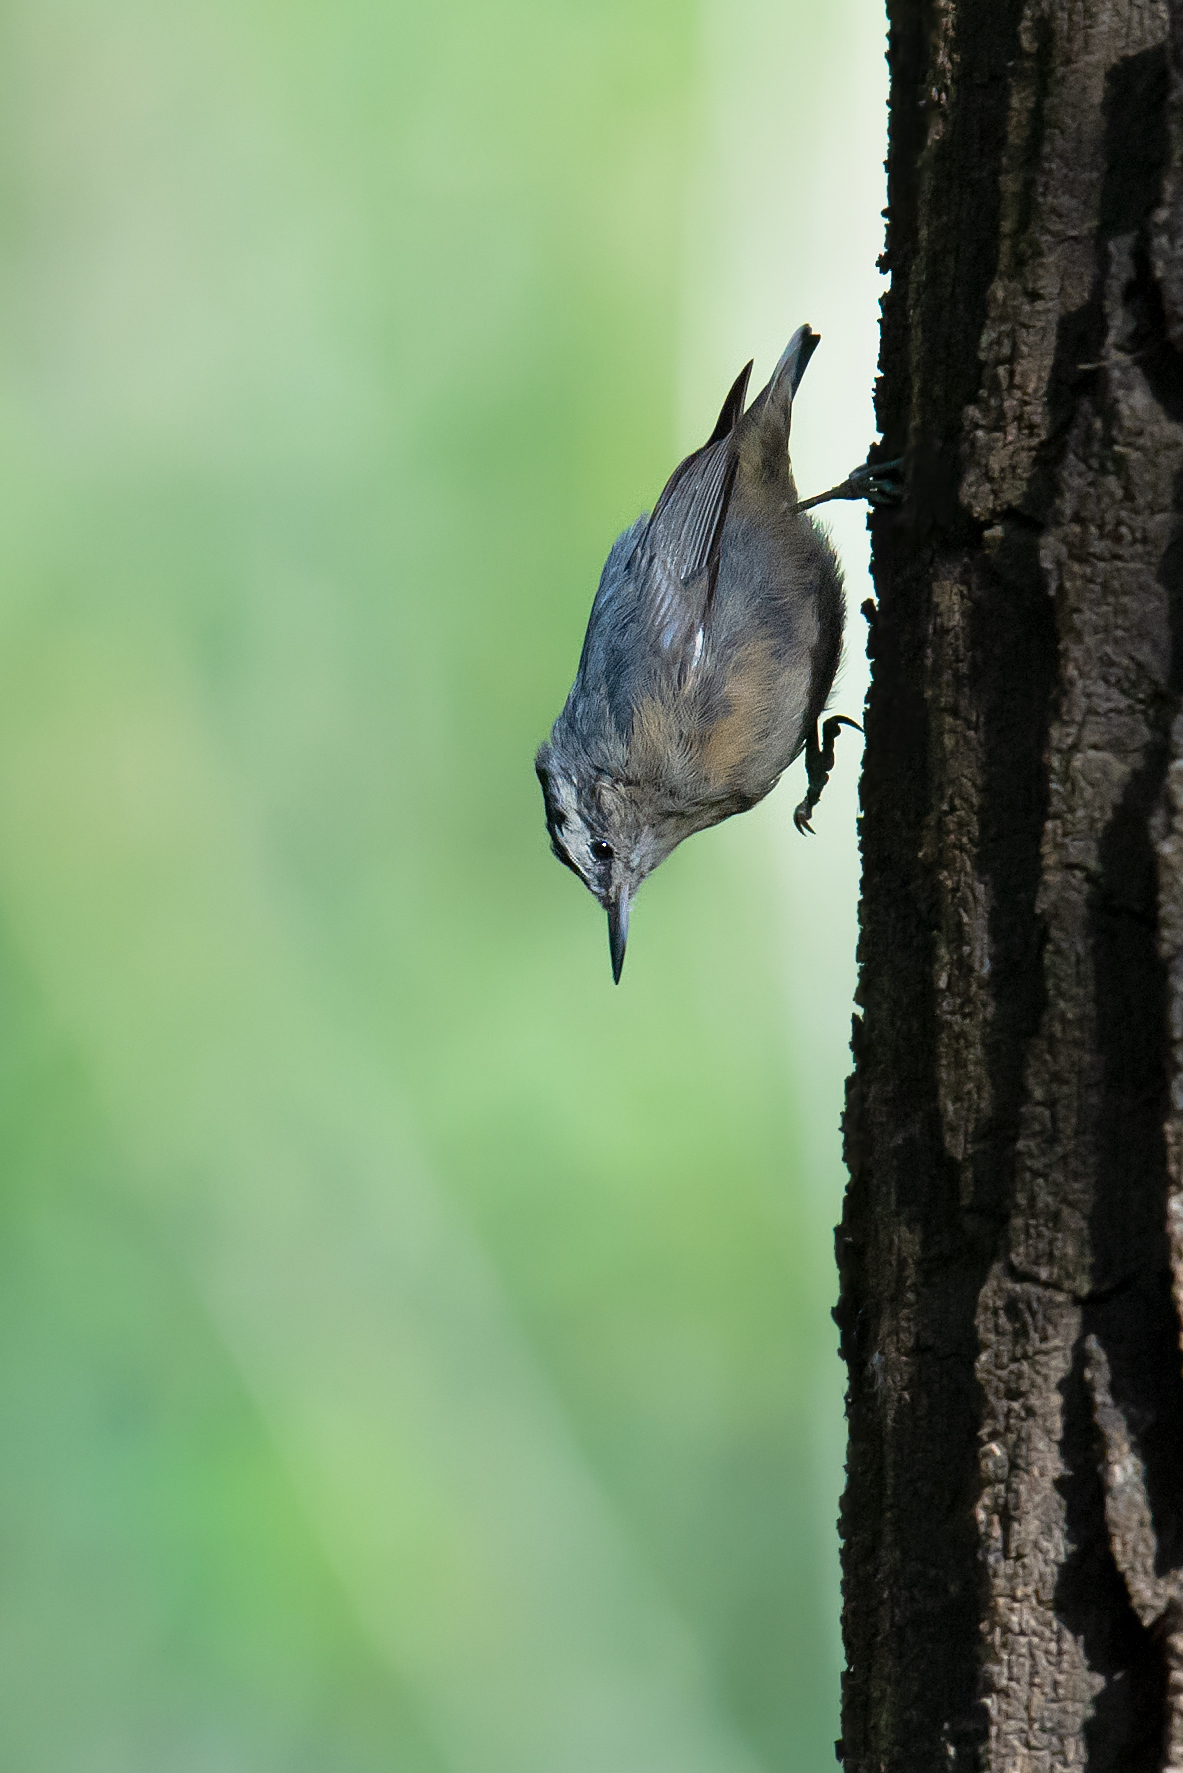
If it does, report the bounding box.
[838,2,1183,1768]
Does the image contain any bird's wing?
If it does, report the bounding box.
[631,362,751,667]
[634,438,738,662]
[704,359,752,444]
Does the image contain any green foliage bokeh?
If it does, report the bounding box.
[0,1,886,1768]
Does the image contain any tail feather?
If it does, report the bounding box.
[742,324,819,469]
[768,324,820,404]
[746,323,820,423]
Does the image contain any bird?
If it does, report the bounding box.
[535,324,901,982]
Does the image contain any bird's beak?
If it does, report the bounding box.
[607,888,631,984]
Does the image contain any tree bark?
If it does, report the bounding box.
[839,2,1183,1769]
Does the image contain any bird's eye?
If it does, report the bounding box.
[590,839,614,863]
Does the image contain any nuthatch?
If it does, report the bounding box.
[536,325,900,982]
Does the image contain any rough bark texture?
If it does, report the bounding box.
[839,1,1183,1768]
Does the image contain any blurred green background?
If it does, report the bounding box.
[0,1,885,1768]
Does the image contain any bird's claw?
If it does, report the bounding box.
[844,457,904,507]
[793,458,904,515]
[793,714,862,835]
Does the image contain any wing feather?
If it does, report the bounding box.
[597,358,753,678]
[632,436,738,664]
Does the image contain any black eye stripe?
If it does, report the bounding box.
[549,832,583,880]
[536,765,568,837]
[536,764,614,881]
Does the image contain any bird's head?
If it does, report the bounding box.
[535,740,695,983]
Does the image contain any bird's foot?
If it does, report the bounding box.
[844,456,904,507]
[793,715,862,834]
[794,457,904,514]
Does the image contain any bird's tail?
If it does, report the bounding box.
[767,324,820,407]
[744,324,819,472]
